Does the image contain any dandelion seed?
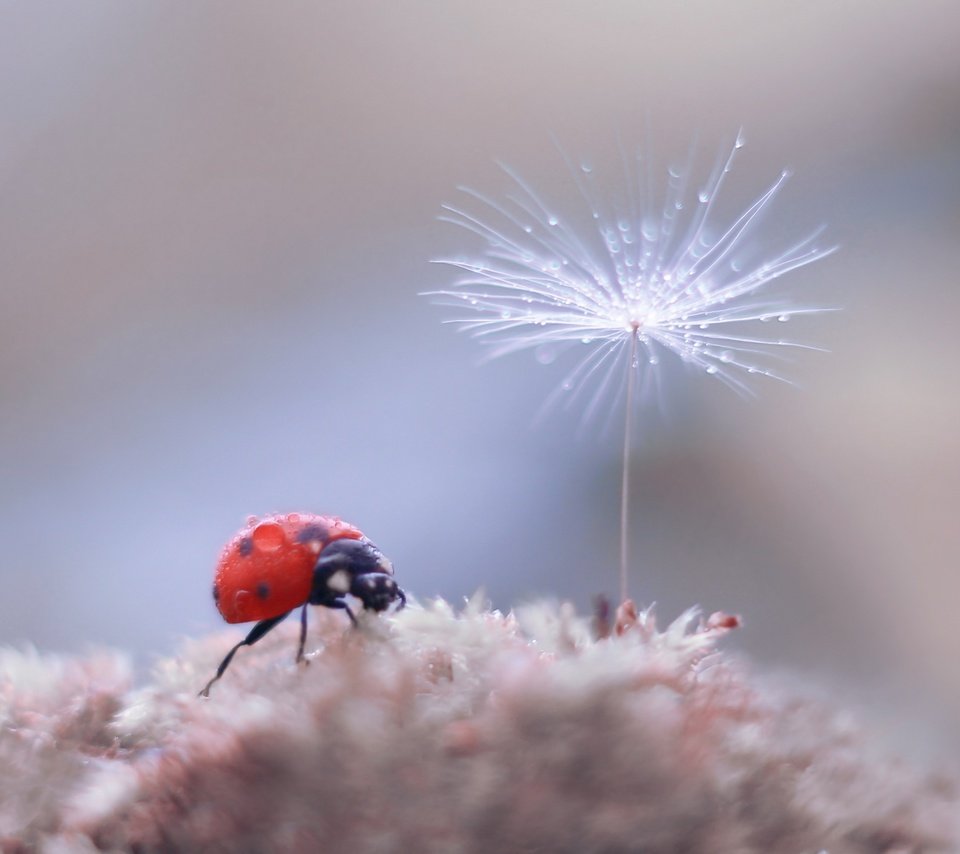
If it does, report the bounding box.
[425,134,835,602]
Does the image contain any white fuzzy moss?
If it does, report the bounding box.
[1,599,956,853]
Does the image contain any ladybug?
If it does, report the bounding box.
[200,512,405,696]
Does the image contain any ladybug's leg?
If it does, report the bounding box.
[199,611,291,697]
[296,604,309,664]
[323,597,358,626]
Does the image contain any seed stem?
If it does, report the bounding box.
[620,326,640,603]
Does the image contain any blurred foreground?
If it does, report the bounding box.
[0,600,955,852]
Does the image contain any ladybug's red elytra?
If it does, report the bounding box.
[200,512,405,696]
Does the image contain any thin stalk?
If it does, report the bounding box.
[619,325,640,603]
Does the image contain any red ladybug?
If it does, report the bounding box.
[200,512,405,696]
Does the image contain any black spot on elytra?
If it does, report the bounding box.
[238,537,253,557]
[256,582,270,600]
[297,523,329,544]
[212,584,220,603]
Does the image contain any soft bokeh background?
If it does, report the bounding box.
[1,3,958,759]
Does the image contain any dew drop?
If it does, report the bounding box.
[252,522,286,552]
[778,314,790,322]
[706,365,719,374]
[648,356,659,365]
[548,215,559,226]
[698,191,709,204]
[245,515,259,526]
[720,350,733,363]
[286,512,301,523]
[580,160,593,174]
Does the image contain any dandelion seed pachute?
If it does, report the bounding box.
[427,135,835,601]
[429,137,835,415]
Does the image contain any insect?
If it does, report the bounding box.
[200,512,405,696]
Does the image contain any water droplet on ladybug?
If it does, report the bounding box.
[234,589,252,613]
[252,521,286,552]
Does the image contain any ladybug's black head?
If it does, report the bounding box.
[351,573,405,612]
[311,538,405,613]
[315,538,391,578]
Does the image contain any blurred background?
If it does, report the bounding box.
[1,2,958,759]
